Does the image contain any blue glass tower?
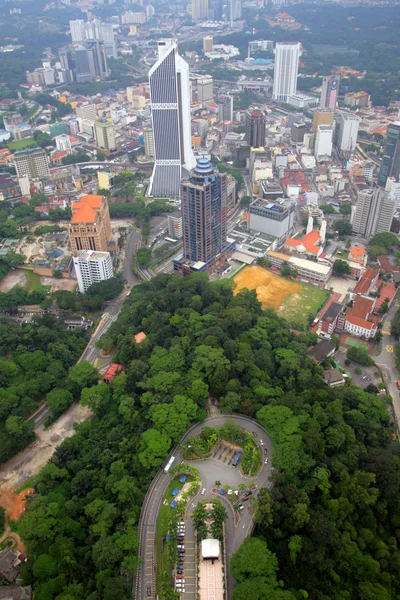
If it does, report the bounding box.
[181,157,227,263]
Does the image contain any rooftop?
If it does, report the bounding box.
[71,194,103,224]
[353,267,378,295]
[285,229,321,255]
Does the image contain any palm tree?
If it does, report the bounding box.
[215,480,221,488]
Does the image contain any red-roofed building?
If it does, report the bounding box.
[68,195,112,254]
[285,229,322,257]
[104,363,124,383]
[348,244,366,266]
[276,12,295,22]
[353,267,379,296]
[345,295,377,338]
[373,281,396,314]
[134,331,147,344]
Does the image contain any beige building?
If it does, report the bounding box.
[94,119,116,151]
[14,147,50,180]
[144,128,155,156]
[312,108,334,136]
[203,36,213,52]
[76,103,97,121]
[68,194,112,254]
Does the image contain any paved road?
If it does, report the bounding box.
[136,415,273,600]
[376,297,400,428]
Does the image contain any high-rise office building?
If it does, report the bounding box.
[181,157,227,263]
[228,0,242,23]
[320,75,340,111]
[315,125,333,160]
[68,194,112,254]
[76,103,97,122]
[69,19,86,43]
[218,95,233,122]
[209,0,223,20]
[245,109,266,147]
[192,0,209,20]
[73,250,113,294]
[94,119,116,151]
[101,23,117,58]
[249,198,295,244]
[144,128,155,156]
[148,39,196,197]
[59,46,74,71]
[378,122,400,188]
[14,147,50,180]
[197,75,213,106]
[336,112,359,153]
[352,187,395,237]
[312,107,334,136]
[75,46,92,83]
[291,121,307,144]
[86,41,108,81]
[203,36,213,53]
[272,42,301,102]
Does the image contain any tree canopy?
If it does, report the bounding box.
[12,273,400,600]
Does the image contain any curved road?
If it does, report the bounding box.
[136,415,273,600]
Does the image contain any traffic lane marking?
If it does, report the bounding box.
[386,345,394,352]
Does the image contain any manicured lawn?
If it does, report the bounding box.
[278,284,330,328]
[8,138,36,151]
[24,270,41,292]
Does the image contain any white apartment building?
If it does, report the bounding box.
[315,125,333,160]
[352,187,395,237]
[73,250,113,293]
[272,42,301,103]
[69,19,86,43]
[197,75,213,107]
[55,134,71,152]
[337,112,360,153]
[76,103,97,122]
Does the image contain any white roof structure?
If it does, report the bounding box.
[201,539,220,559]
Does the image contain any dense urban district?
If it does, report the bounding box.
[1,0,400,599]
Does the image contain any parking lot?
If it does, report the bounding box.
[176,535,196,598]
[211,442,237,465]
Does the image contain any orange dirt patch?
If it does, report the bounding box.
[233,265,302,310]
[0,488,34,522]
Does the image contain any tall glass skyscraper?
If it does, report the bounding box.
[378,122,400,188]
[148,40,196,197]
[181,157,227,263]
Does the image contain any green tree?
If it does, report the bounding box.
[33,554,58,579]
[138,428,171,468]
[320,204,336,214]
[46,388,73,417]
[339,203,352,217]
[67,361,99,394]
[334,221,352,236]
[333,259,351,276]
[347,346,374,365]
[230,538,279,584]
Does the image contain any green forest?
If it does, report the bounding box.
[0,316,89,462]
[13,274,400,600]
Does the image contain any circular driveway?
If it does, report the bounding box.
[135,415,273,600]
